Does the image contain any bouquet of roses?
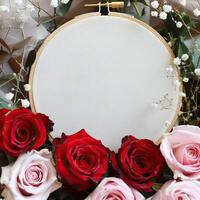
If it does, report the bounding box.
[0,108,199,200]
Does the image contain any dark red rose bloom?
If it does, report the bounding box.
[0,108,53,157]
[53,129,109,191]
[111,135,165,192]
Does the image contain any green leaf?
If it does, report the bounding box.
[0,98,10,109]
[0,50,11,64]
[141,7,146,16]
[137,0,148,6]
[173,38,189,57]
[152,182,163,191]
[0,38,11,53]
[192,38,200,68]
[56,0,72,16]
[12,37,32,52]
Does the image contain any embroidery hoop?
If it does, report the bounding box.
[29,6,182,149]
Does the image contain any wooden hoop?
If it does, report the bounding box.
[29,12,182,139]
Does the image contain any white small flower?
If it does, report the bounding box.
[173,57,181,66]
[195,68,200,76]
[179,92,186,98]
[174,80,181,87]
[193,8,200,17]
[179,0,186,6]
[61,0,70,4]
[151,11,158,17]
[26,4,35,12]
[21,99,30,108]
[5,93,14,101]
[159,11,167,20]
[24,84,31,92]
[183,77,189,82]
[176,21,183,28]
[13,73,17,76]
[0,6,10,12]
[151,0,159,9]
[163,5,172,13]
[50,0,59,7]
[181,54,189,61]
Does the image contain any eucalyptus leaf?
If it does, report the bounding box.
[25,50,36,69]
[192,38,200,68]
[0,98,10,109]
[152,182,163,192]
[12,37,32,52]
[0,38,11,53]
[173,38,189,57]
[137,0,148,6]
[0,50,11,64]
[56,0,72,16]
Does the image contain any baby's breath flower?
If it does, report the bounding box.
[24,84,31,92]
[176,21,183,28]
[181,54,189,61]
[193,8,200,17]
[183,77,189,83]
[61,0,70,4]
[21,99,30,108]
[163,5,172,13]
[159,11,167,20]
[173,57,181,66]
[151,1,159,9]
[195,68,200,76]
[51,0,59,7]
[151,11,158,17]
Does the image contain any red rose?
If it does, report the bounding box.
[0,108,53,157]
[111,135,165,192]
[53,129,109,191]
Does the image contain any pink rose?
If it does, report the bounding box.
[85,177,145,200]
[160,125,200,180]
[152,180,200,199]
[0,149,61,200]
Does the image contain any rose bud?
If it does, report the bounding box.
[160,125,200,180]
[111,135,165,192]
[53,129,109,191]
[85,177,145,200]
[0,149,61,200]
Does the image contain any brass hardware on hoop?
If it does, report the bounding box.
[84,2,124,14]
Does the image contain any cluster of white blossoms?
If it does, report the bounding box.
[5,84,31,108]
[50,0,70,8]
[173,54,189,66]
[150,0,200,22]
[0,0,35,28]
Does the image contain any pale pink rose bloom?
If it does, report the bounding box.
[160,125,200,180]
[0,149,61,200]
[152,180,200,199]
[85,177,145,200]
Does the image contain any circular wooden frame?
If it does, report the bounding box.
[29,12,182,142]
